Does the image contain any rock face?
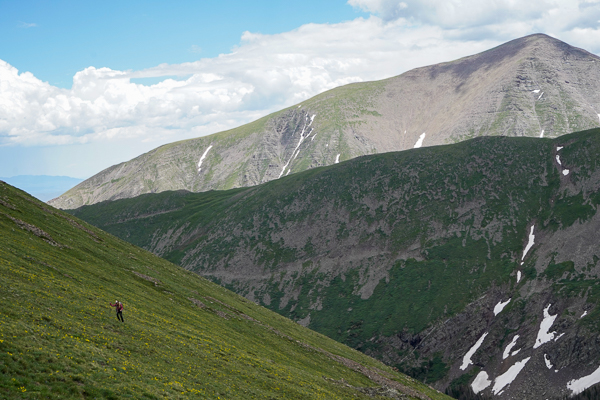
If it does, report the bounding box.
[51,34,600,209]
[71,128,600,398]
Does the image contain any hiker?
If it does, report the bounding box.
[110,300,124,322]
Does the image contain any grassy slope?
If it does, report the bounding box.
[56,78,386,208]
[68,129,600,385]
[0,182,450,399]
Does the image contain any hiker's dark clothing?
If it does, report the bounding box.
[110,302,124,322]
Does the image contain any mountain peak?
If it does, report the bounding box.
[50,34,600,209]
[426,33,596,81]
[507,32,596,57]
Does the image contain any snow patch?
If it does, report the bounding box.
[538,92,544,100]
[335,154,340,164]
[197,145,213,172]
[567,365,600,395]
[492,357,531,395]
[521,225,535,261]
[293,129,313,160]
[581,311,588,318]
[534,304,558,349]
[414,133,426,148]
[278,115,316,178]
[517,271,522,283]
[544,354,553,369]
[503,335,521,360]
[532,89,540,93]
[563,169,570,176]
[556,155,562,165]
[460,332,488,370]
[540,130,545,138]
[598,113,600,124]
[494,299,511,316]
[472,371,492,394]
[557,146,563,151]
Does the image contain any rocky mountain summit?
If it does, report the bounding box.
[71,128,600,398]
[51,33,600,209]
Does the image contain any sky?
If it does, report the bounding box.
[1,0,600,180]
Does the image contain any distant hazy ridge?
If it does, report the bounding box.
[0,175,83,202]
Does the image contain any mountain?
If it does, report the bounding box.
[0,180,449,399]
[70,128,600,398]
[50,33,600,210]
[0,175,83,202]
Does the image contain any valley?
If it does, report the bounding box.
[70,128,600,398]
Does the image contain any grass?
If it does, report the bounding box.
[0,181,450,399]
[69,128,600,389]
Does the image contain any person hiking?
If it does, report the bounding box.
[110,300,124,322]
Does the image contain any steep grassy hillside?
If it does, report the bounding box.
[71,129,600,398]
[51,34,600,209]
[0,181,450,399]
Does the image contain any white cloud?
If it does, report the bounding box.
[2,1,600,176]
[347,0,600,31]
[0,17,499,150]
[18,21,37,28]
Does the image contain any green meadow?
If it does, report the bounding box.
[0,181,449,399]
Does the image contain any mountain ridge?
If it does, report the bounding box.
[50,33,600,209]
[70,128,600,398]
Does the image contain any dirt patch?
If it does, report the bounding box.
[215,310,230,320]
[0,198,18,211]
[132,271,162,286]
[188,297,206,308]
[1,212,67,248]
[323,377,411,399]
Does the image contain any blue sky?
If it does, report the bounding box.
[1,0,599,181]
[1,1,367,88]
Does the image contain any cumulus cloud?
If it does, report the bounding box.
[2,0,600,157]
[347,0,600,30]
[347,0,600,46]
[0,17,497,149]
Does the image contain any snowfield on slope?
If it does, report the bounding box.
[460,332,488,370]
[534,304,558,349]
[414,133,426,148]
[492,357,531,395]
[521,225,535,264]
[197,145,213,172]
[503,335,521,360]
[472,371,492,394]
[568,366,600,395]
[494,299,510,316]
